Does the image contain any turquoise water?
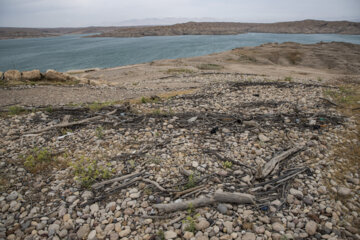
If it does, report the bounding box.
[0,33,360,72]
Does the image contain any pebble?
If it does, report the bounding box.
[272,222,285,232]
[217,204,228,214]
[305,221,317,235]
[119,228,131,237]
[337,187,351,197]
[77,224,90,239]
[164,230,177,239]
[196,219,210,230]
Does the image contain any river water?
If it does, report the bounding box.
[1,33,360,72]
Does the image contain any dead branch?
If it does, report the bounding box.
[142,178,172,192]
[320,97,338,107]
[153,197,215,213]
[257,145,306,179]
[213,191,255,204]
[154,191,255,212]
[25,109,117,135]
[92,171,144,190]
[174,185,207,199]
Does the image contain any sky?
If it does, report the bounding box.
[0,0,359,28]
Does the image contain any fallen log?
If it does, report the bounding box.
[153,197,215,213]
[153,191,255,213]
[25,109,117,135]
[213,192,255,204]
[257,145,306,179]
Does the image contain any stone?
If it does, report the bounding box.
[106,202,116,211]
[6,191,19,201]
[110,231,119,240]
[242,232,256,240]
[119,228,131,237]
[255,226,265,234]
[217,204,227,214]
[337,187,351,197]
[0,71,3,80]
[48,224,60,236]
[77,224,90,239]
[223,221,233,233]
[4,70,21,81]
[289,188,303,199]
[184,231,194,239]
[305,221,317,235]
[318,186,327,194]
[90,203,99,214]
[45,69,69,81]
[81,191,94,200]
[22,70,41,81]
[258,134,270,142]
[272,222,285,232]
[87,230,97,240]
[164,230,177,239]
[196,219,210,230]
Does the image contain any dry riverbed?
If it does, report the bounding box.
[0,73,359,240]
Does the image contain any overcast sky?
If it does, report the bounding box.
[0,0,359,28]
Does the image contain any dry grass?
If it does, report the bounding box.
[166,68,195,74]
[197,63,224,70]
[323,83,360,217]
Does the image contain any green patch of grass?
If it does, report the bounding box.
[156,230,165,240]
[185,173,197,189]
[95,126,104,139]
[222,160,233,169]
[140,96,161,104]
[71,156,113,188]
[284,76,293,82]
[182,204,200,233]
[23,147,59,173]
[166,68,194,74]
[8,105,26,115]
[197,63,224,70]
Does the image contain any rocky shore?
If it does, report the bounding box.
[0,73,359,240]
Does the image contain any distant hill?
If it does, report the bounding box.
[1,20,359,39]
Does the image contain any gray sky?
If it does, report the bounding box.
[0,0,359,27]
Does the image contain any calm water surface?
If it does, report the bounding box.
[1,33,360,72]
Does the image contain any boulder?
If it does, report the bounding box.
[4,70,21,81]
[45,69,70,82]
[22,70,41,81]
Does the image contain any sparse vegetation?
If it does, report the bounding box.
[183,204,200,233]
[197,63,223,70]
[8,105,26,115]
[166,68,194,74]
[222,160,233,169]
[95,126,104,139]
[185,173,197,189]
[286,51,302,64]
[284,76,293,82]
[71,156,112,188]
[23,147,55,173]
[156,230,165,240]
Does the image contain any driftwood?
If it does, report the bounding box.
[142,178,171,192]
[153,197,215,213]
[213,191,255,204]
[25,109,117,135]
[153,191,255,213]
[257,145,306,179]
[174,185,206,199]
[91,171,143,190]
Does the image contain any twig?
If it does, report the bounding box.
[92,171,144,190]
[320,97,338,107]
[142,178,173,192]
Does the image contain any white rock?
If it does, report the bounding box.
[305,221,317,235]
[258,134,270,142]
[272,222,285,232]
[337,187,351,197]
[119,228,131,237]
[87,230,97,240]
[289,188,303,199]
[164,230,177,239]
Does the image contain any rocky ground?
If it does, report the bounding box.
[0,73,359,240]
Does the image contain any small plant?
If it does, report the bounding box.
[317,77,323,82]
[183,204,200,233]
[95,126,104,139]
[185,173,197,189]
[23,147,54,173]
[71,156,112,188]
[45,106,53,113]
[132,82,139,86]
[156,230,165,240]
[222,160,233,169]
[284,76,292,82]
[8,105,25,115]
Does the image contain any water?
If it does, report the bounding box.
[1,33,360,72]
